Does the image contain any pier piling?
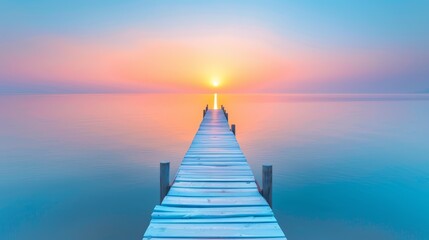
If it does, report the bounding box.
[160,161,170,203]
[262,164,273,207]
[231,124,236,135]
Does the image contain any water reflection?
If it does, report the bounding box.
[0,94,428,240]
[213,93,218,109]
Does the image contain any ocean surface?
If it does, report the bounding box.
[0,94,428,240]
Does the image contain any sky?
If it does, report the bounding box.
[0,0,428,94]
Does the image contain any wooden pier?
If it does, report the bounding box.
[143,107,286,239]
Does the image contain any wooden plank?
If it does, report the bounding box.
[151,216,277,223]
[152,210,273,219]
[177,170,254,176]
[183,159,247,162]
[182,159,248,163]
[162,196,268,207]
[179,165,251,170]
[153,205,273,214]
[172,181,257,189]
[180,162,249,166]
[174,177,255,182]
[168,187,260,197]
[144,223,285,238]
[144,238,286,240]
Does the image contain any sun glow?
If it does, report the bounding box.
[211,77,220,88]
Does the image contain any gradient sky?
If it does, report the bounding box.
[0,0,428,93]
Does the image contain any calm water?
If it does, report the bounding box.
[1,94,428,240]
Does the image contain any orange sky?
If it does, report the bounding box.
[0,1,428,93]
[1,28,419,93]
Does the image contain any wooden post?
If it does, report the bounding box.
[225,112,228,121]
[231,124,236,135]
[262,164,272,207]
[206,104,208,111]
[160,161,170,203]
[203,109,206,118]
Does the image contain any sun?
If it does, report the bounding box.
[211,76,220,88]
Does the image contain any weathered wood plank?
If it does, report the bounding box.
[145,223,285,238]
[168,187,260,197]
[180,162,249,166]
[174,177,255,182]
[153,205,273,214]
[177,171,254,177]
[162,196,268,207]
[151,216,277,223]
[172,181,257,189]
[144,238,286,240]
[179,165,251,170]
[152,210,273,219]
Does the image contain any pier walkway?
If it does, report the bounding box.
[143,109,286,239]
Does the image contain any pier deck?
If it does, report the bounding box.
[143,109,286,239]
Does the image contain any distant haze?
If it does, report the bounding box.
[1,1,428,94]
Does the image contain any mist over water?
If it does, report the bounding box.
[1,94,428,240]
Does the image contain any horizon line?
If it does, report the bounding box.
[1,91,428,96]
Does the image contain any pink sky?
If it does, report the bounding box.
[1,1,428,93]
[1,29,420,93]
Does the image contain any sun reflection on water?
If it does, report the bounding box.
[213,93,218,109]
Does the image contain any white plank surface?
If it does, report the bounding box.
[172,181,257,189]
[145,223,285,238]
[151,216,278,223]
[168,187,260,197]
[153,205,273,214]
[144,238,286,240]
[143,109,286,239]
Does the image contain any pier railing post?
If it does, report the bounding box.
[203,109,206,118]
[262,164,273,207]
[231,124,236,135]
[160,161,170,203]
[225,112,228,121]
[206,104,208,111]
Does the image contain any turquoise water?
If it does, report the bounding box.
[0,94,428,239]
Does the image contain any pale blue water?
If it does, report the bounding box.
[0,94,428,240]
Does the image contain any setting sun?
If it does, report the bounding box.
[211,77,220,88]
